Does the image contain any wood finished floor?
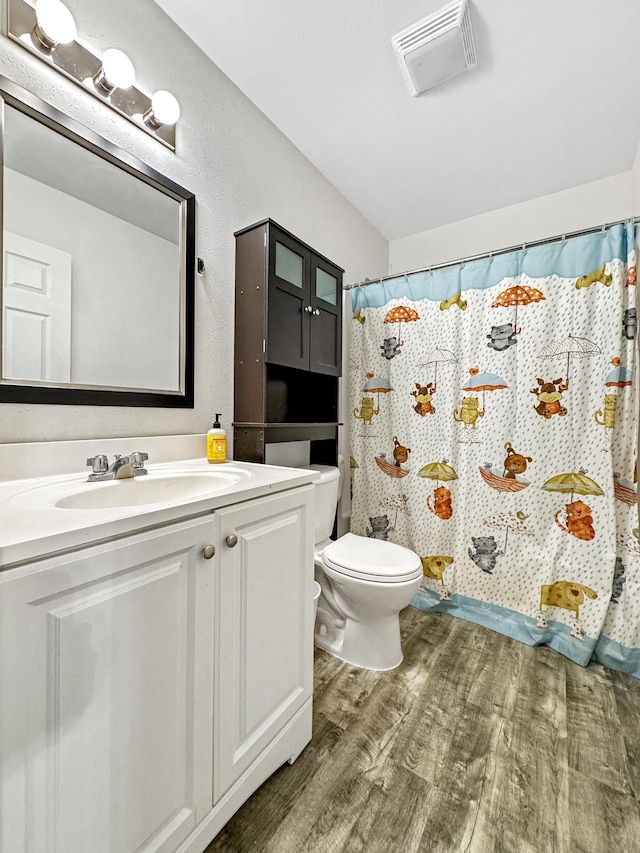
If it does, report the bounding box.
[206,608,640,853]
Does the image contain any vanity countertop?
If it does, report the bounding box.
[0,456,318,571]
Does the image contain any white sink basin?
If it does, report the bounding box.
[10,469,251,511]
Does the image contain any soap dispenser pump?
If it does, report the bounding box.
[207,414,227,463]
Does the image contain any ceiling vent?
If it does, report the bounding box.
[391,0,477,96]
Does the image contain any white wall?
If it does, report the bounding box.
[0,0,387,444]
[5,169,180,391]
[389,172,634,273]
[632,142,640,215]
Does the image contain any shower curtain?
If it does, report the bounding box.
[349,222,639,676]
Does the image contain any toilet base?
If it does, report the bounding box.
[314,613,403,671]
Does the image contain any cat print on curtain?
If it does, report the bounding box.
[349,223,639,676]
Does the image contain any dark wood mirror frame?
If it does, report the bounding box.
[0,76,195,408]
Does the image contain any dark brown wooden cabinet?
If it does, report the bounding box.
[233,219,343,463]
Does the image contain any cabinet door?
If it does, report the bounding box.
[0,517,215,853]
[309,254,342,376]
[214,486,314,800]
[266,226,310,371]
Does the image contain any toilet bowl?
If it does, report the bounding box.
[310,465,422,671]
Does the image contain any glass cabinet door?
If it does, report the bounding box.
[267,226,310,373]
[275,241,304,289]
[314,267,338,305]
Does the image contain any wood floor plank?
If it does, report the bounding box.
[465,650,569,853]
[312,658,386,732]
[204,610,640,853]
[565,658,635,795]
[416,706,505,851]
[341,758,432,853]
[567,769,640,853]
[608,666,640,803]
[256,675,420,853]
[390,618,488,785]
[205,712,344,853]
[464,625,526,717]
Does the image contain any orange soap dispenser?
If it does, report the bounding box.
[207,414,227,463]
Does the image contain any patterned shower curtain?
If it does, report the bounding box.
[349,222,639,676]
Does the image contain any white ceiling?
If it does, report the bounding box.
[153,0,640,241]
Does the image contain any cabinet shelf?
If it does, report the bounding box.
[234,422,340,459]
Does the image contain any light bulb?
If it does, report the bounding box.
[94,48,136,95]
[33,0,76,49]
[145,90,181,127]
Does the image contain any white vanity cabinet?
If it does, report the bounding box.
[0,483,314,853]
[214,487,314,800]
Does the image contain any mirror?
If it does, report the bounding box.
[0,77,195,407]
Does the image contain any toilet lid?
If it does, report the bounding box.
[322,533,422,583]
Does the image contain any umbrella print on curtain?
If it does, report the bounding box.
[462,367,509,410]
[418,348,458,387]
[542,469,603,541]
[354,374,393,425]
[418,461,458,519]
[412,348,457,417]
[454,368,508,437]
[594,359,632,443]
[483,510,533,555]
[383,305,420,348]
[605,358,633,389]
[361,374,394,408]
[379,493,410,529]
[491,284,545,334]
[534,335,601,420]
[538,335,601,385]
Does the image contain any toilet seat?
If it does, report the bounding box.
[321,532,422,584]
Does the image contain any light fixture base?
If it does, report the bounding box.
[6,0,177,150]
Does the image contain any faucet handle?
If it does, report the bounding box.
[87,454,108,473]
[130,451,149,468]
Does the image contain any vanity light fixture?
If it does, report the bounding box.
[32,0,76,50]
[7,0,179,150]
[144,90,181,128]
[93,48,136,95]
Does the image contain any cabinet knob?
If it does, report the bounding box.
[202,544,216,559]
[304,305,313,313]
[226,534,239,548]
[313,308,320,316]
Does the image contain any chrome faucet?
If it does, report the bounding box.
[86,452,149,481]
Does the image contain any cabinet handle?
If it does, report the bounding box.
[304,305,313,313]
[202,544,216,559]
[313,308,320,316]
[226,534,238,548]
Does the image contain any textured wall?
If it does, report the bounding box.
[0,0,388,444]
[389,173,634,273]
[632,142,640,215]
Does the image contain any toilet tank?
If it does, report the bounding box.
[308,464,340,545]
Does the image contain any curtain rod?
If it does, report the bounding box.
[343,216,640,291]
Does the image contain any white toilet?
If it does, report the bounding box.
[310,464,422,671]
